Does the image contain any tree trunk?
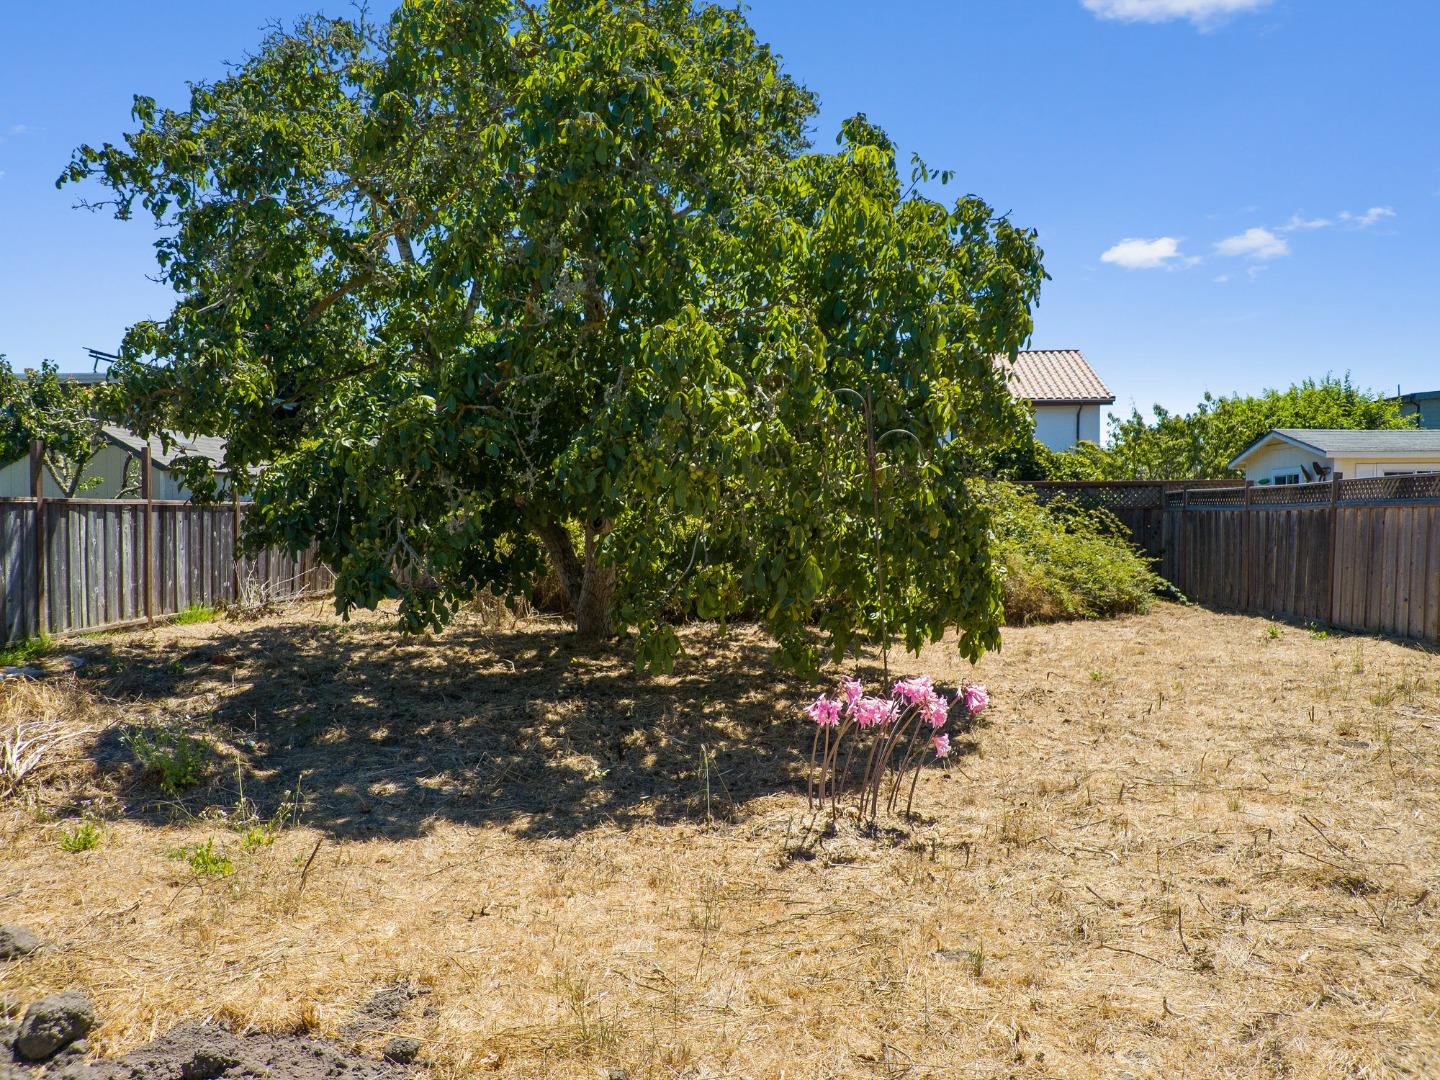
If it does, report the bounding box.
[536,517,615,639]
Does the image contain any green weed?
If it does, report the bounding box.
[59,821,101,853]
[125,726,211,794]
[170,838,234,877]
[0,635,53,668]
[173,604,221,625]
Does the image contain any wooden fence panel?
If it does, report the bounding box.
[1027,481,1440,644]
[0,498,332,644]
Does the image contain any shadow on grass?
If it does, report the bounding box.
[73,614,853,842]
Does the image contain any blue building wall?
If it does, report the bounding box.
[1400,392,1440,430]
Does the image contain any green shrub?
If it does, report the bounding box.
[981,482,1166,625]
[125,727,211,794]
[59,821,102,853]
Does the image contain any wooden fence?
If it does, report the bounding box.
[1030,476,1440,644]
[0,444,331,644]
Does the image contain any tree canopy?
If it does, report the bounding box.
[1034,375,1413,482]
[64,0,1045,671]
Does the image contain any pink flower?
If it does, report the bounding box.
[806,695,841,728]
[891,675,933,706]
[853,695,898,729]
[932,733,952,759]
[961,684,989,716]
[923,690,949,729]
[840,676,864,710]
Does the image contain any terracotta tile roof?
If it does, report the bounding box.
[997,349,1114,405]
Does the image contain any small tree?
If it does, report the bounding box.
[0,358,120,497]
[64,1,1044,670]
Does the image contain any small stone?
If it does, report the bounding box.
[180,1047,243,1079]
[14,990,97,1062]
[0,925,40,961]
[607,1070,630,1080]
[382,1036,421,1065]
[52,1037,90,1063]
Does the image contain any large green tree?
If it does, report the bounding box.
[64,0,1044,671]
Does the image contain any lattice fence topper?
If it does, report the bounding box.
[1029,475,1440,510]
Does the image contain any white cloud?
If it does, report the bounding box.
[1100,236,1187,270]
[1339,206,1395,229]
[1280,213,1331,232]
[1081,0,1270,28]
[7,124,27,136]
[1215,227,1289,260]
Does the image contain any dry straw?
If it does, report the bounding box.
[2,602,1438,1078]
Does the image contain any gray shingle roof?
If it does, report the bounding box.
[101,425,229,472]
[997,349,1114,404]
[1228,427,1440,469]
[1270,428,1440,454]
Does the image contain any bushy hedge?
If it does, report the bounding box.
[981,482,1166,624]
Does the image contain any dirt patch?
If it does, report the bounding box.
[12,1021,415,1078]
[3,601,1439,1078]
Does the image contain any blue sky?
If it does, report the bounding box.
[1,0,1436,425]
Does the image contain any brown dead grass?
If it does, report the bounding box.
[2,602,1439,1078]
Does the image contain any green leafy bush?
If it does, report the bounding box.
[981,483,1166,624]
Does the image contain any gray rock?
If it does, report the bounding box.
[179,1046,243,1079]
[0,925,41,961]
[0,666,43,681]
[382,1037,420,1065]
[14,990,97,1062]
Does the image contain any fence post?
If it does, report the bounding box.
[231,492,241,604]
[1179,485,1190,596]
[29,441,46,638]
[1326,472,1340,627]
[1242,480,1253,611]
[142,445,154,624]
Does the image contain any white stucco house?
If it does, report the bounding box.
[0,426,231,500]
[1227,428,1440,485]
[998,349,1114,452]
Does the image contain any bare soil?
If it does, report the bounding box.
[2,600,1438,1078]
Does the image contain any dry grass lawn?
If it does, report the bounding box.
[2,600,1439,1078]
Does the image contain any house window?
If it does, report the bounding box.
[1271,470,1302,486]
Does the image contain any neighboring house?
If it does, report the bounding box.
[1396,389,1440,430]
[998,349,1115,452]
[0,426,231,500]
[1227,428,1440,485]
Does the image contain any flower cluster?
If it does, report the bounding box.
[804,671,989,821]
[806,676,987,755]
